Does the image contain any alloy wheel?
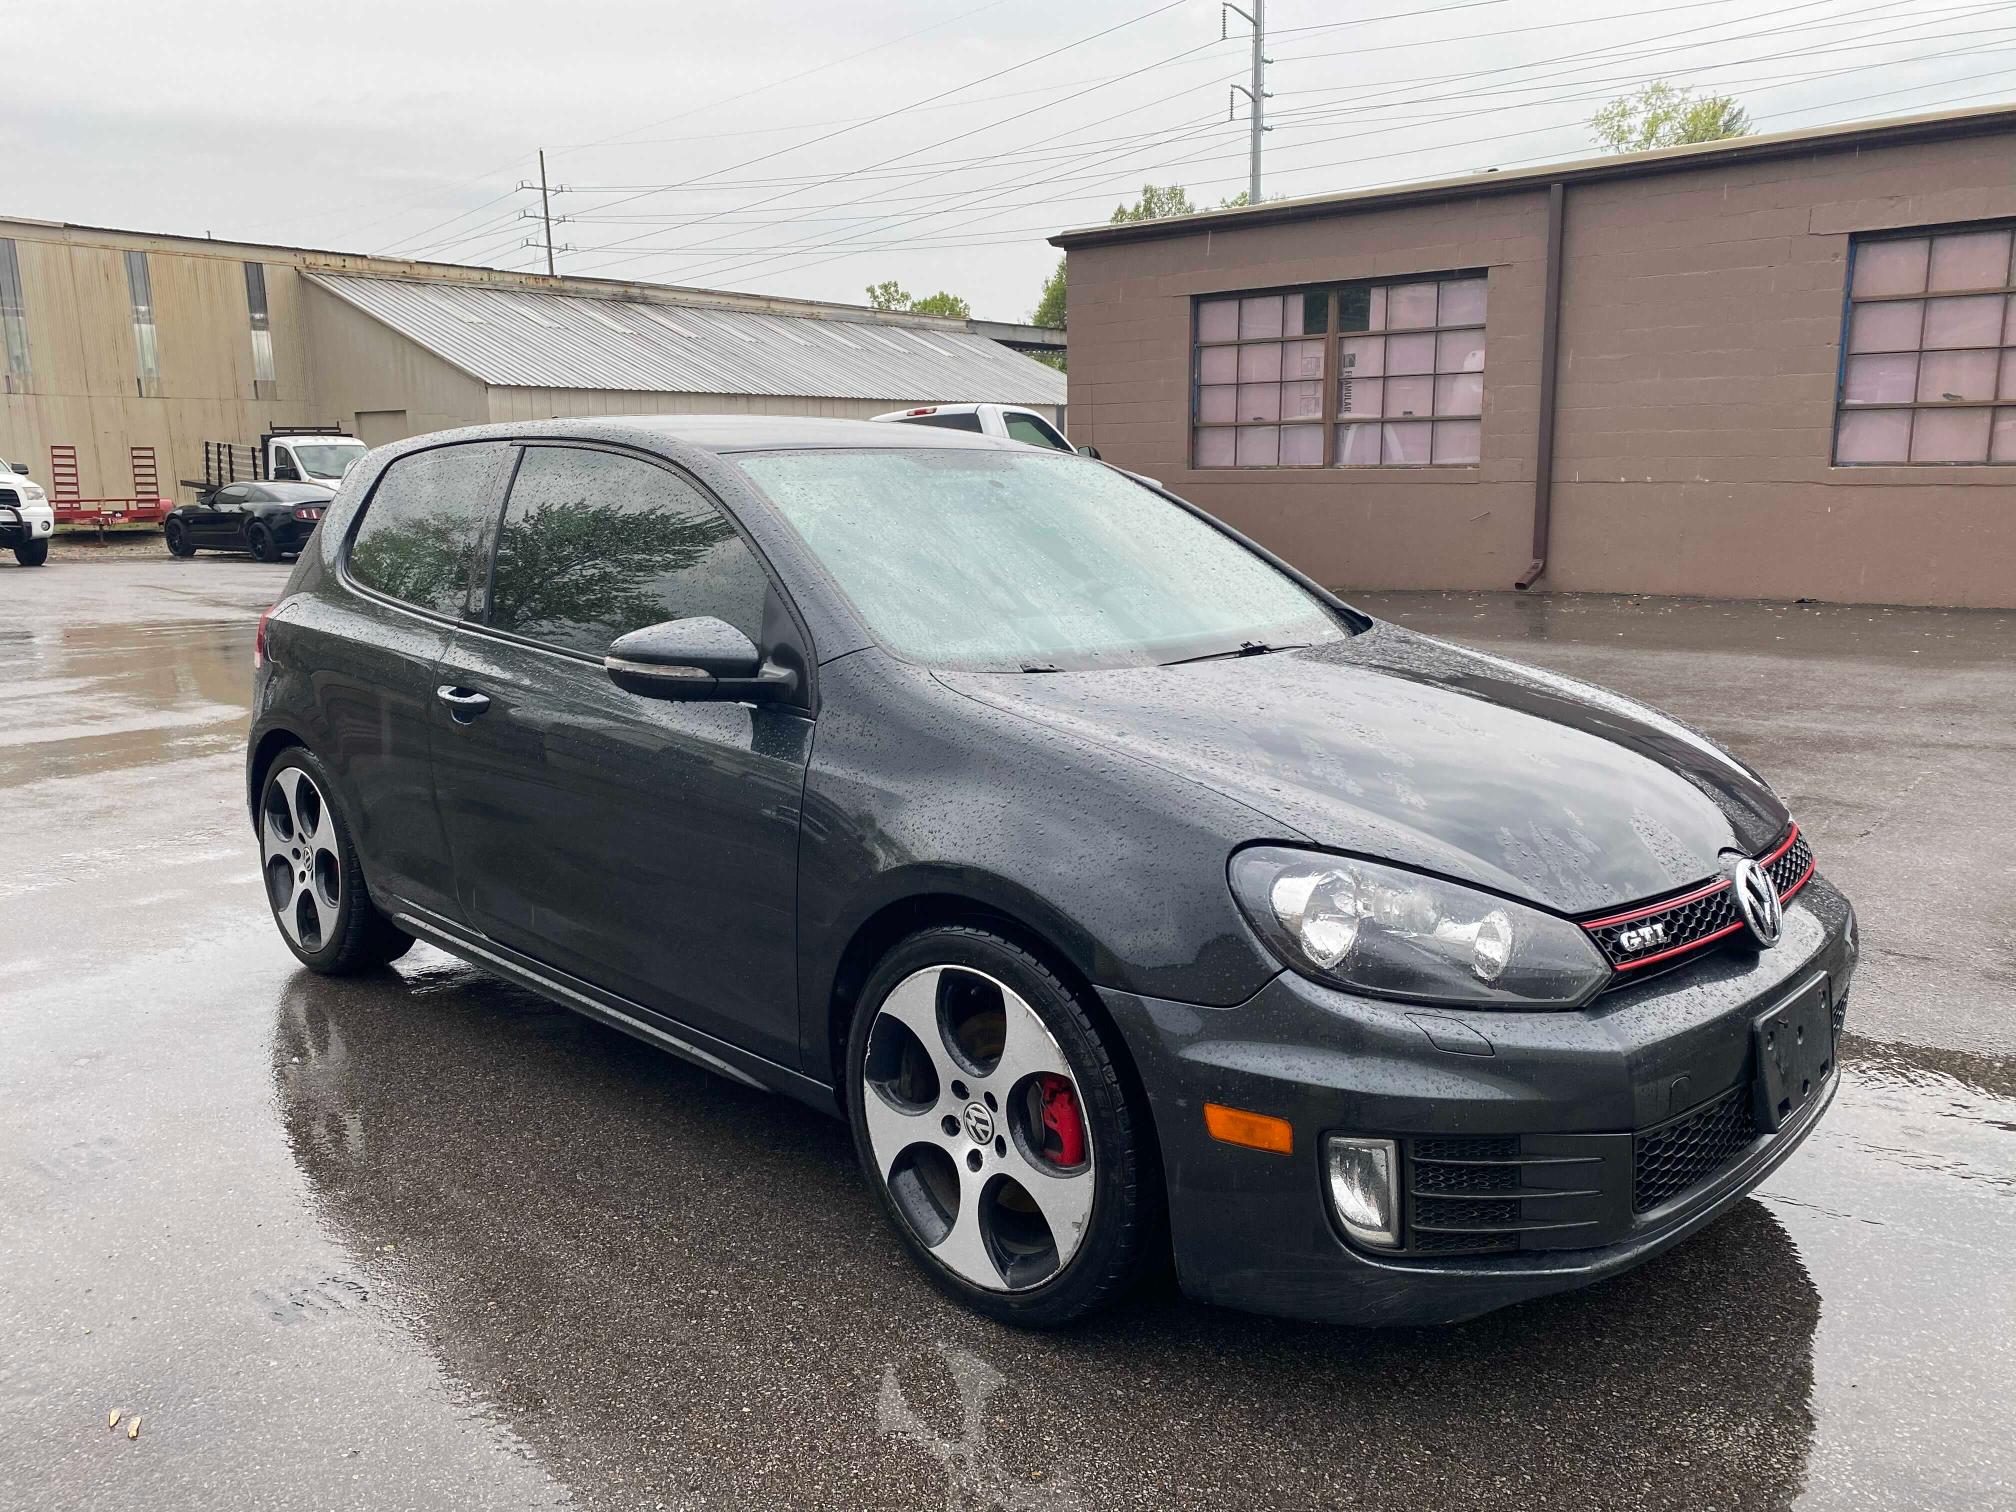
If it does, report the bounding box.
[861,965,1095,1292]
[262,767,341,952]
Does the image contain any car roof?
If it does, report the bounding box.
[382,414,1039,458]
[242,481,334,499]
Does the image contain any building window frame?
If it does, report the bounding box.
[123,249,161,398]
[0,238,30,392]
[1834,219,2016,468]
[244,261,277,400]
[1191,271,1488,471]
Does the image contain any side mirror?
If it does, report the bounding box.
[9,462,27,476]
[272,465,300,481]
[1074,443,1102,460]
[605,616,797,703]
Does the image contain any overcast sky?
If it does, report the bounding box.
[5,0,2011,319]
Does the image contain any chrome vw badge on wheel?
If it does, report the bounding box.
[1731,857,1784,947]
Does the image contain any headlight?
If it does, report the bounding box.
[1230,846,1610,1008]
[21,483,44,502]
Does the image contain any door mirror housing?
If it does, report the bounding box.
[9,462,27,476]
[605,617,797,703]
[1074,443,1101,460]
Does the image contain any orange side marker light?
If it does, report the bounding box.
[1204,1102,1294,1155]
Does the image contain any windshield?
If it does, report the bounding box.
[738,449,1345,672]
[290,442,365,480]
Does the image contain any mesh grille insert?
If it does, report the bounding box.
[1585,827,1815,973]
[1632,1086,1757,1212]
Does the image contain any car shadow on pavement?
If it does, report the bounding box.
[273,954,1818,1512]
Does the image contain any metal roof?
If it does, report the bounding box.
[304,273,1067,405]
[1051,102,2016,249]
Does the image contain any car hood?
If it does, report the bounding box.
[934,623,1788,916]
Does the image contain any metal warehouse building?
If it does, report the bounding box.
[1053,105,2016,608]
[0,217,1064,514]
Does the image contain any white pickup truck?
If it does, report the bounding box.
[0,453,54,566]
[870,403,1159,486]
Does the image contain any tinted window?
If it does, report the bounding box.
[1004,412,1070,451]
[487,445,770,654]
[898,411,983,433]
[740,449,1344,672]
[347,443,508,618]
[215,485,248,506]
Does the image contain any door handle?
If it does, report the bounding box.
[436,685,492,721]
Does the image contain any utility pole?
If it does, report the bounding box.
[1224,1,1270,204]
[537,149,556,275]
[517,153,572,274]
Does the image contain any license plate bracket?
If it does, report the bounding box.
[1753,977,1834,1134]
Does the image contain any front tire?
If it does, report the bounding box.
[248,522,281,563]
[259,748,413,974]
[845,925,1159,1327]
[13,537,48,566]
[165,520,197,557]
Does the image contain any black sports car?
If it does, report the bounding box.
[166,481,332,562]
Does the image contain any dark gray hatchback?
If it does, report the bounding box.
[248,416,1856,1327]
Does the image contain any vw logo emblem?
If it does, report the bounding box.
[962,1102,995,1145]
[1731,857,1784,948]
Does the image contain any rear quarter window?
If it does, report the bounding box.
[346,442,511,618]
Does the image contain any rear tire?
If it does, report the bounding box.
[165,520,197,557]
[258,747,414,974]
[248,522,281,563]
[13,537,48,567]
[845,924,1159,1327]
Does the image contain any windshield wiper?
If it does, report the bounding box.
[1160,640,1308,667]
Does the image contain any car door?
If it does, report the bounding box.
[429,441,813,1068]
[319,440,514,922]
[197,484,249,546]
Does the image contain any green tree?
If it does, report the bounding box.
[864,280,970,318]
[488,498,735,646]
[1592,82,1750,153]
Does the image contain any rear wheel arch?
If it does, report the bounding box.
[247,728,306,828]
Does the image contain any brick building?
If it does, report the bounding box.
[1052,105,2016,608]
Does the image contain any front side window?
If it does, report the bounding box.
[0,238,31,388]
[1004,411,1071,451]
[1835,223,2016,465]
[123,250,160,396]
[244,262,276,398]
[740,448,1346,672]
[1193,274,1487,469]
[347,443,511,617]
[487,445,770,655]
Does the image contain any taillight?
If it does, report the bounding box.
[292,506,321,523]
[255,604,274,669]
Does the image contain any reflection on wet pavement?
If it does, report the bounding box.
[2,567,2011,1510]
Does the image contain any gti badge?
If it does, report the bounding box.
[1731,857,1784,947]
[1618,920,1670,954]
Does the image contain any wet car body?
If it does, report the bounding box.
[248,417,1855,1325]
[170,480,332,560]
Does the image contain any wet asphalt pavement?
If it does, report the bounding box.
[2,556,2012,1511]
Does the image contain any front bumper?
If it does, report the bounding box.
[0,501,54,545]
[1101,873,1856,1325]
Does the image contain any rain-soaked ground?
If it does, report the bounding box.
[1,556,2011,1511]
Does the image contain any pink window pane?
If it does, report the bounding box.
[1198,384,1237,423]
[1842,352,1917,405]
[1911,407,1991,463]
[1280,425,1324,465]
[1337,376,1383,418]
[1916,349,1998,403]
[1851,238,1928,297]
[1236,343,1283,382]
[1199,345,1238,383]
[1436,328,1486,372]
[1388,283,1437,329]
[1236,382,1281,422]
[2002,350,2016,401]
[1238,295,1284,340]
[1339,335,1384,377]
[1927,229,2012,292]
[1385,421,1432,464]
[1992,408,2016,463]
[1236,426,1281,466]
[1195,427,1237,467]
[1335,423,1381,465]
[1438,278,1487,326]
[1283,339,1325,378]
[1387,333,1436,374]
[1847,301,1923,353]
[1283,381,1325,420]
[1834,409,1911,464]
[1432,420,1482,464]
[1435,372,1484,416]
[1922,295,2003,349]
[1386,375,1433,417]
[1366,286,1387,332]
[1197,299,1240,342]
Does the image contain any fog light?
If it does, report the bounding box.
[1325,1136,1399,1249]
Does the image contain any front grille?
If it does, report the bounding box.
[0,488,17,508]
[1632,1086,1757,1212]
[1583,825,1816,975]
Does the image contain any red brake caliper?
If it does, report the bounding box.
[1037,1074,1087,1166]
